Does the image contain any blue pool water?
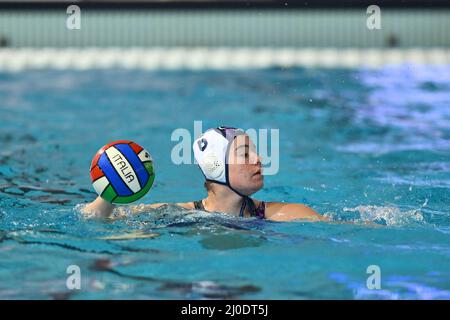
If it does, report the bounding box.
[0,65,449,299]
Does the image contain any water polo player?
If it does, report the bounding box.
[82,127,326,222]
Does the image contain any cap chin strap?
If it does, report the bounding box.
[227,183,246,198]
[205,179,247,198]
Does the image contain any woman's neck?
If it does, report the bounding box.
[203,186,246,217]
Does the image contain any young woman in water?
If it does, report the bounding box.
[82,127,327,222]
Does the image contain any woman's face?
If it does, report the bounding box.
[227,134,264,196]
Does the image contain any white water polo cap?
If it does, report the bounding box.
[193,126,246,187]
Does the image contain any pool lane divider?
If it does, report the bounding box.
[0,48,449,71]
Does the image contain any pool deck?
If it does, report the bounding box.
[0,8,449,48]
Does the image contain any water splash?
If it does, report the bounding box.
[342,205,425,226]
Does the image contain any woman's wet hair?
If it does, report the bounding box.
[204,180,214,192]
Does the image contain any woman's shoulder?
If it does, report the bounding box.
[259,201,326,222]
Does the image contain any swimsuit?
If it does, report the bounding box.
[193,196,266,219]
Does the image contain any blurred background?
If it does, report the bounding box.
[1,1,450,300]
[0,0,449,69]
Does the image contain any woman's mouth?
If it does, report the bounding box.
[253,169,262,176]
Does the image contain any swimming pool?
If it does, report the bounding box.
[0,65,449,299]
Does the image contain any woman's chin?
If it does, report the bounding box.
[254,174,264,184]
[235,176,264,195]
[250,177,264,193]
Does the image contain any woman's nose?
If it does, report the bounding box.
[256,155,263,166]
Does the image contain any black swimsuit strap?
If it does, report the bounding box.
[193,197,265,219]
[244,197,266,219]
[193,199,205,210]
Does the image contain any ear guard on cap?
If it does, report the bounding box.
[202,153,224,180]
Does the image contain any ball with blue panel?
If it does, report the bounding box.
[90,140,155,204]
